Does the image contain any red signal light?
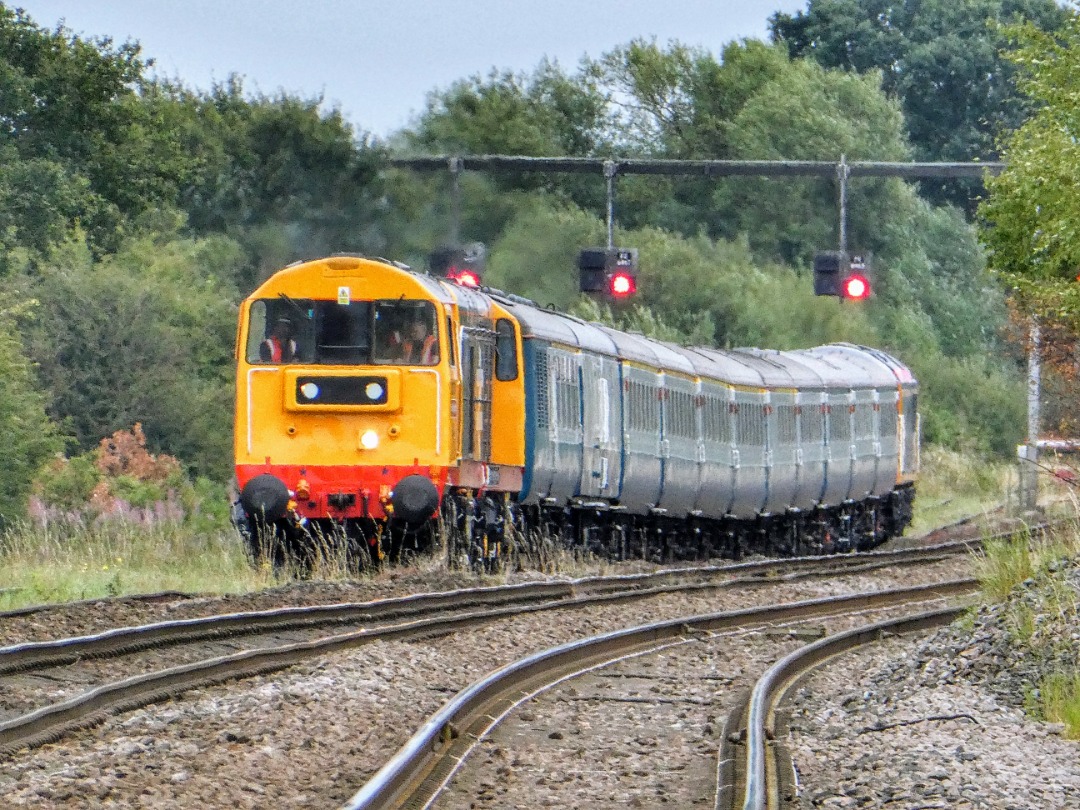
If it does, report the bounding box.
[446,267,481,288]
[609,271,636,298]
[842,274,870,300]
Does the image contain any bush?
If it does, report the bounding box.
[31,425,214,527]
[34,454,101,510]
[913,352,1025,456]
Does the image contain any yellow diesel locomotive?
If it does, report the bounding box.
[234,254,918,566]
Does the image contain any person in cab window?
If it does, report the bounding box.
[261,318,298,363]
[399,315,438,365]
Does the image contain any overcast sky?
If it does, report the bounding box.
[15,0,808,139]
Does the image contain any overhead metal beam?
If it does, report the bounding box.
[388,154,1004,179]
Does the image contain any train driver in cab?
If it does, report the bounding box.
[398,310,438,365]
[260,317,298,363]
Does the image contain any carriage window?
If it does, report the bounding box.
[495,319,518,381]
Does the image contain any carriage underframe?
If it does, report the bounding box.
[241,483,916,572]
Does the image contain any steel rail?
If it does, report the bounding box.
[340,579,976,810]
[732,607,965,810]
[0,538,979,676]
[0,567,972,758]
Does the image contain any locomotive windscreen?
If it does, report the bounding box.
[245,299,439,366]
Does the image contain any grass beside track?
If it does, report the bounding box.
[974,518,1080,738]
[0,520,264,608]
[0,445,1057,611]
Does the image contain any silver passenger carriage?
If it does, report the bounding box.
[509,298,917,556]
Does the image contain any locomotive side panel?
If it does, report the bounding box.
[488,314,526,471]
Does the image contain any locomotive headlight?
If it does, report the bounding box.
[300,382,320,400]
[359,429,380,450]
[365,381,384,401]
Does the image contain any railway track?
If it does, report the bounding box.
[720,607,964,810]
[2,516,1037,807]
[342,581,976,809]
[0,541,977,757]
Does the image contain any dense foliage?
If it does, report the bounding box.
[770,0,1069,162]
[980,12,1080,310]
[0,1,1057,521]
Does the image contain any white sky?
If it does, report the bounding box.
[14,0,808,139]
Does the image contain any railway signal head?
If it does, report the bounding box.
[841,254,872,300]
[813,251,872,300]
[579,247,638,300]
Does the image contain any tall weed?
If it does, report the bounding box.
[1034,671,1080,739]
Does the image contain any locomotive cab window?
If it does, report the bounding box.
[246,298,440,366]
[374,301,440,365]
[246,298,316,364]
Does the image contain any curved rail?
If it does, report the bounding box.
[341,579,976,810]
[0,540,975,675]
[0,516,1004,761]
[731,607,964,810]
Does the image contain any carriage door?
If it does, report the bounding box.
[461,327,496,462]
[579,354,618,499]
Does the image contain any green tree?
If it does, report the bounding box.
[712,56,911,264]
[0,149,95,263]
[0,5,163,255]
[16,230,243,480]
[0,298,64,523]
[584,38,790,158]
[770,0,1068,163]
[180,78,388,260]
[979,10,1080,320]
[412,59,610,158]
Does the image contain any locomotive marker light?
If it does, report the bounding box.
[430,242,486,287]
[579,247,639,299]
